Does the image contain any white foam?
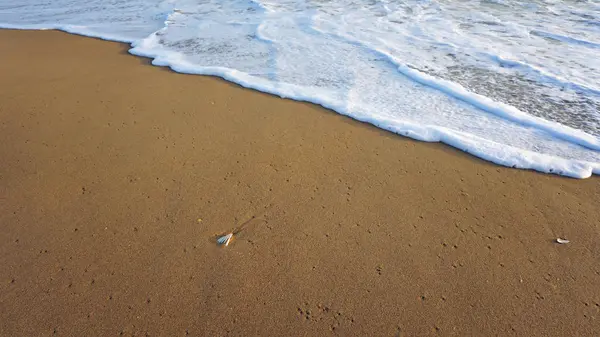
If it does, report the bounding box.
[2,0,600,178]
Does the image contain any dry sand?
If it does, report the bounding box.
[1,29,600,336]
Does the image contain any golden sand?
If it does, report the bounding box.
[1,30,600,336]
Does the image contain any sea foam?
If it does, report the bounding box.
[2,0,600,178]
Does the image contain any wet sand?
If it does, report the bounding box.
[1,29,600,336]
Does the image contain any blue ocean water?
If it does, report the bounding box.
[2,0,600,177]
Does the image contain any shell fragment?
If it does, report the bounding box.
[217,233,233,246]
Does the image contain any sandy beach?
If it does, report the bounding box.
[1,29,600,336]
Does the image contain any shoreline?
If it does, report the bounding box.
[1,29,600,336]
[3,24,597,179]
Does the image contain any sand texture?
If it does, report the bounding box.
[1,30,600,336]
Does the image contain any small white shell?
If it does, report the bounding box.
[217,233,233,246]
[556,238,570,244]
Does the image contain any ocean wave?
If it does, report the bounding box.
[2,0,600,178]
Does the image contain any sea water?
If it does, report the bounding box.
[2,0,600,178]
